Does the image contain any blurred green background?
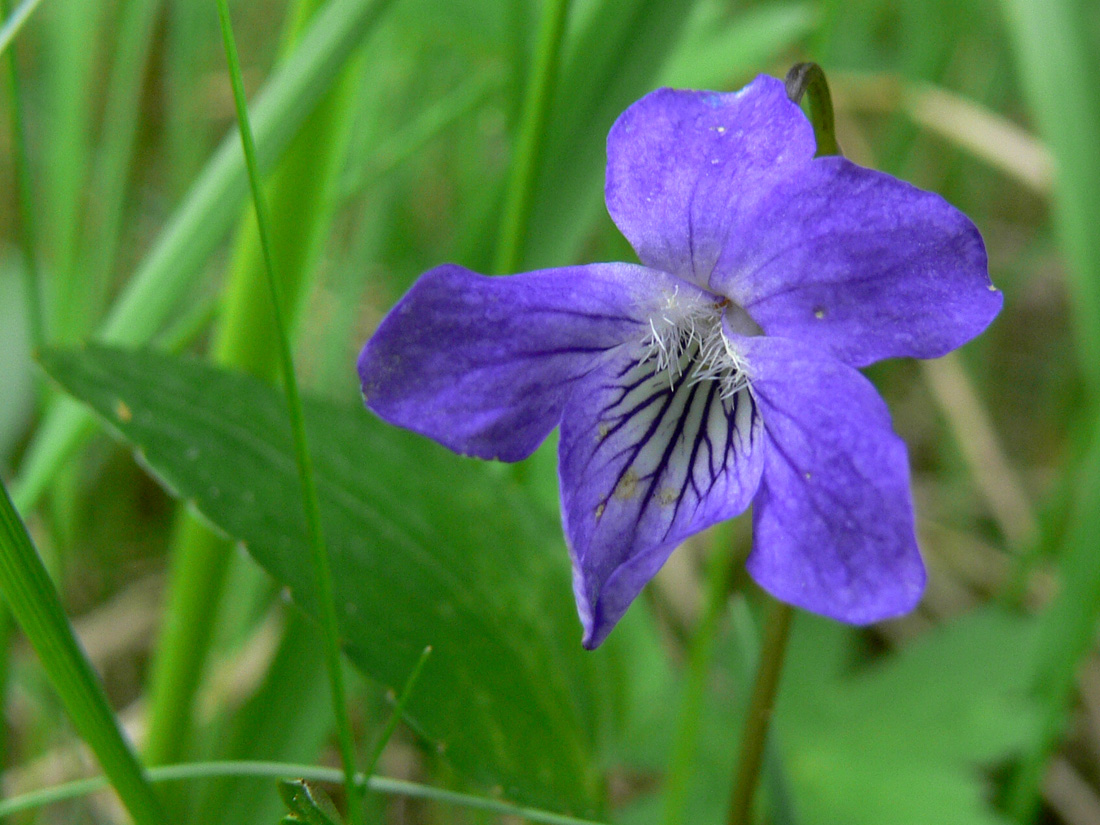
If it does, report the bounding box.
[1,0,1099,823]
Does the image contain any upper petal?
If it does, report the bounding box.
[712,156,1002,367]
[559,340,764,649]
[605,76,815,288]
[736,334,925,623]
[358,262,695,461]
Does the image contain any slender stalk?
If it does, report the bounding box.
[0,760,610,825]
[492,0,572,275]
[660,539,735,825]
[723,62,840,825]
[0,480,165,825]
[1,0,44,351]
[214,6,362,824]
[363,646,433,778]
[726,599,795,825]
[144,0,386,772]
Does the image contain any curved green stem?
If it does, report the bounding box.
[0,760,608,824]
[726,598,795,825]
[215,5,362,824]
[493,0,572,275]
[784,62,841,157]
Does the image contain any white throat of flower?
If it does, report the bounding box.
[640,287,754,399]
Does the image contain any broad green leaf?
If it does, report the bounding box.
[779,609,1039,825]
[617,609,1038,825]
[39,345,602,815]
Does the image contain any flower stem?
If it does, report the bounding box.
[726,598,794,825]
[784,62,841,157]
[214,5,362,824]
[725,63,837,825]
[492,0,572,275]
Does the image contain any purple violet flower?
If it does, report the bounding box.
[358,75,1002,649]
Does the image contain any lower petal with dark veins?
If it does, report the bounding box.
[558,341,764,648]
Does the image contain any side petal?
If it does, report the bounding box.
[559,344,764,648]
[737,334,925,623]
[605,76,815,289]
[713,156,1002,367]
[358,263,699,461]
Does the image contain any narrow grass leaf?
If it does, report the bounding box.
[0,0,44,58]
[11,0,395,514]
[0,760,611,825]
[523,0,699,269]
[0,480,164,824]
[216,3,362,820]
[999,0,1100,817]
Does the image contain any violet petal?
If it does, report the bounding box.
[735,332,925,623]
[358,262,696,461]
[713,155,1002,367]
[559,343,764,648]
[605,76,815,289]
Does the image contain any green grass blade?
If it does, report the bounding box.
[363,645,432,778]
[660,535,734,825]
[39,0,105,342]
[82,0,164,322]
[523,0,700,270]
[1000,0,1100,391]
[999,0,1100,818]
[0,0,44,57]
[144,0,391,785]
[215,4,362,821]
[9,0,395,515]
[492,0,572,274]
[1,0,44,351]
[0,480,165,824]
[0,761,611,825]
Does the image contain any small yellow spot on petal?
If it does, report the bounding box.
[613,469,640,501]
[595,502,606,520]
[804,472,812,481]
[115,400,132,422]
[658,487,678,506]
[813,307,826,320]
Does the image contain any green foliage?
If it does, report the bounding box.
[618,609,1039,825]
[280,779,346,825]
[3,0,1099,822]
[40,344,603,815]
[780,610,1039,825]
